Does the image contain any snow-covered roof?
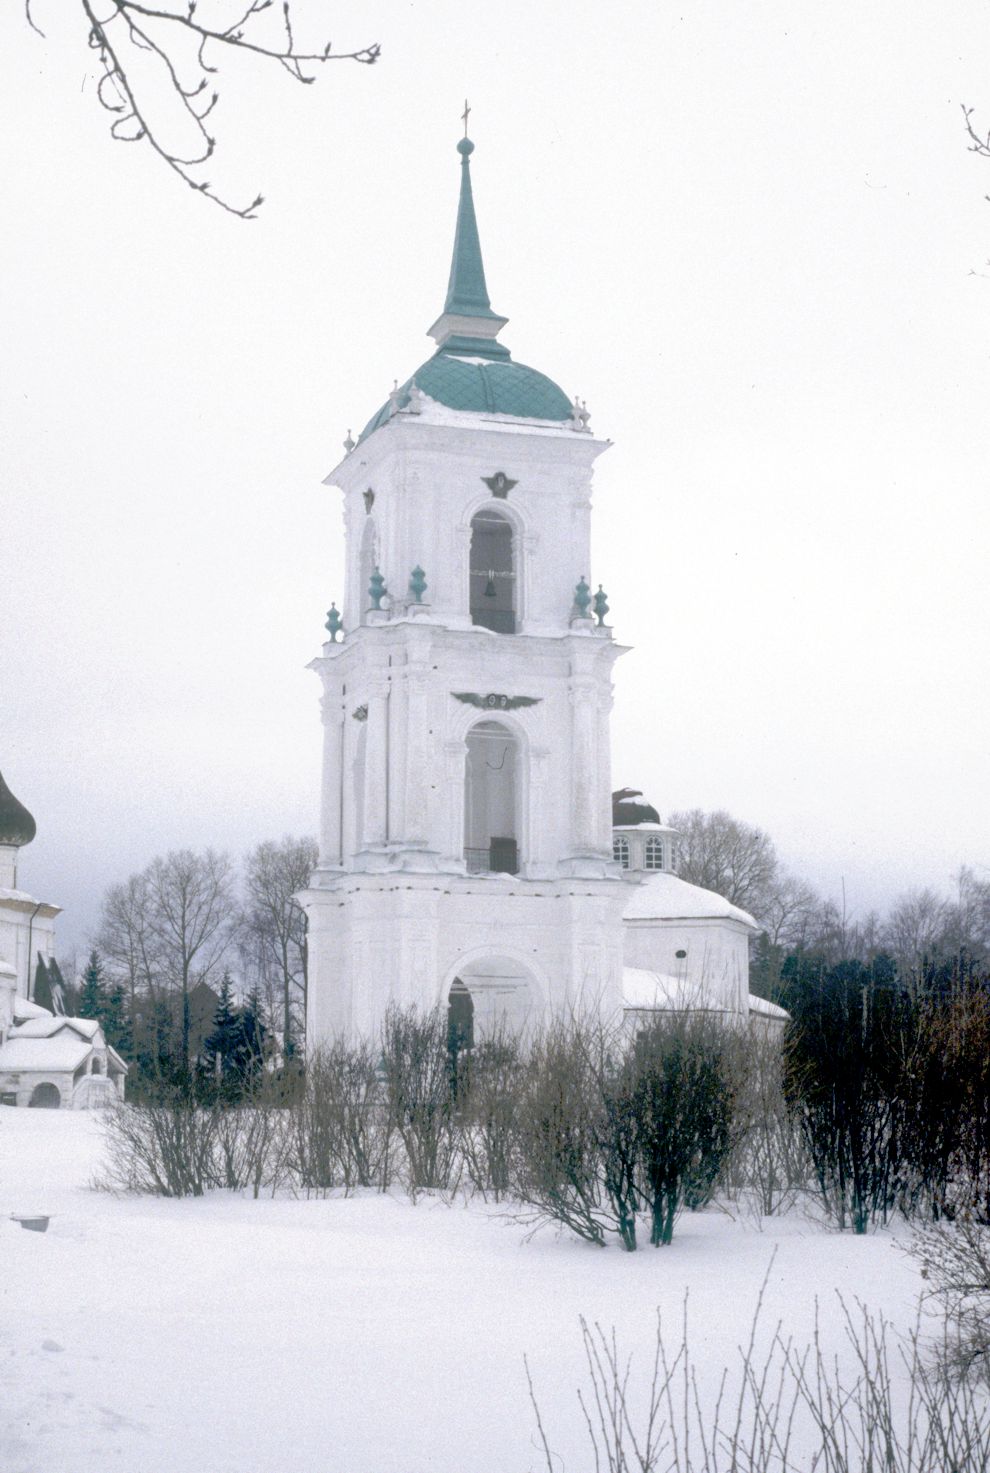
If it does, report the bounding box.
[0,888,60,915]
[12,995,52,1021]
[0,1033,92,1073]
[622,966,730,1014]
[622,871,759,930]
[11,1015,99,1041]
[612,821,678,834]
[747,993,790,1021]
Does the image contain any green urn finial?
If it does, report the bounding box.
[369,566,387,611]
[409,566,427,602]
[593,585,609,627]
[324,602,343,641]
[574,576,592,618]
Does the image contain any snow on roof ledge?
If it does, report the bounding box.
[622,871,759,930]
[12,995,52,1020]
[747,994,790,1020]
[622,967,729,1014]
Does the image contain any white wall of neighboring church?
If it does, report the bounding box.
[0,905,57,999]
[622,915,751,1016]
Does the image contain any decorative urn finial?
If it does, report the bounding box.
[573,576,592,619]
[324,603,343,642]
[368,567,387,611]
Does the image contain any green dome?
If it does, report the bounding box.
[359,351,573,444]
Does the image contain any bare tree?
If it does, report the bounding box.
[25,2,379,217]
[96,870,161,1007]
[669,808,779,916]
[241,835,316,1059]
[883,888,951,992]
[144,848,238,1062]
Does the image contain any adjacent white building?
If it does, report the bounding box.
[302,131,772,1045]
[0,771,128,1107]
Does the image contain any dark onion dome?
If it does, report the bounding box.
[0,771,36,848]
[612,787,661,827]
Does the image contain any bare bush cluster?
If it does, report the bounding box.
[98,1075,292,1198]
[529,1288,990,1473]
[98,1007,753,1236]
[785,975,990,1232]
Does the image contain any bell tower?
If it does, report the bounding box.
[302,131,626,1043]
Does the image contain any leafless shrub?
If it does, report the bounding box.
[528,1284,990,1472]
[912,1212,990,1381]
[98,1094,220,1197]
[97,1077,290,1198]
[212,1079,292,1199]
[456,1024,524,1201]
[380,1005,460,1193]
[290,1038,393,1194]
[727,1030,810,1218]
[512,1015,616,1247]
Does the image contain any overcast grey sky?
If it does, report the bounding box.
[2,0,988,962]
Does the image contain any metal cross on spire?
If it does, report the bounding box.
[461,99,471,137]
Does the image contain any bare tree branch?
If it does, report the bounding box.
[27,0,379,217]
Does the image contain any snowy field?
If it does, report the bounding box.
[1,1107,927,1473]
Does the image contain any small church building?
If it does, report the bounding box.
[300,129,780,1045]
[0,772,127,1108]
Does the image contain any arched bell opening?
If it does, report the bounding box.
[464,721,520,875]
[469,507,516,633]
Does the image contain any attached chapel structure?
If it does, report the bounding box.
[302,131,777,1044]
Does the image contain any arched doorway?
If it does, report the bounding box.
[469,508,516,632]
[29,1082,61,1109]
[464,721,519,874]
[448,955,539,1041]
[447,978,474,1052]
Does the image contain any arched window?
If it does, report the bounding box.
[464,721,519,873]
[469,508,516,633]
[613,835,630,868]
[644,837,664,871]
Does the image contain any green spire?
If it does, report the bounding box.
[444,137,499,320]
[428,129,509,354]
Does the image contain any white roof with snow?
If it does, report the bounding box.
[0,1033,93,1073]
[11,1015,99,1041]
[12,996,54,1021]
[747,993,790,1021]
[622,871,759,930]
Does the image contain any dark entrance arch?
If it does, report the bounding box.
[29,1082,61,1109]
[447,978,474,1053]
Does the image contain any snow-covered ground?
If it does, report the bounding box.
[0,1107,925,1473]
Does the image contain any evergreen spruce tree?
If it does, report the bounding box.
[202,971,243,1099]
[78,950,107,1020]
[238,987,268,1087]
[102,981,132,1057]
